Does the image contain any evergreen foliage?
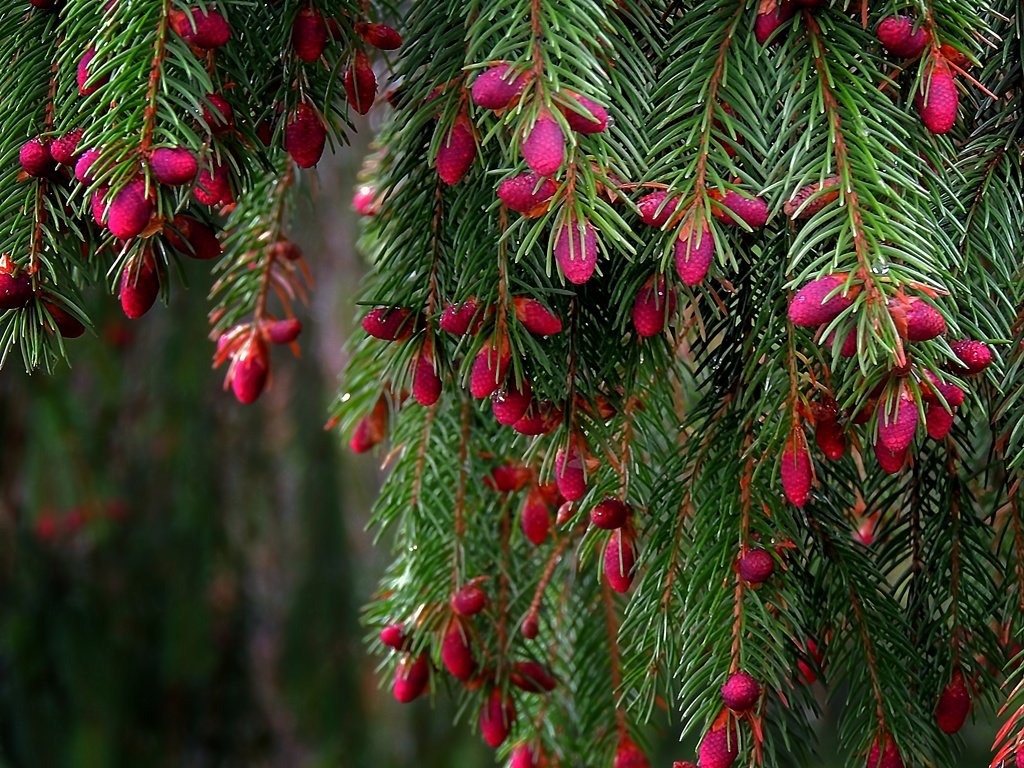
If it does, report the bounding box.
[1,0,1022,766]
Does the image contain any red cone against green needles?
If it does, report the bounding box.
[119,253,159,320]
[674,223,714,286]
[498,173,556,214]
[230,339,269,405]
[590,498,629,530]
[877,15,930,58]
[949,339,992,374]
[632,275,676,337]
[788,275,853,327]
[412,344,442,406]
[522,109,564,177]
[0,263,33,311]
[510,744,543,768]
[926,402,955,440]
[393,654,429,703]
[166,216,222,261]
[171,8,231,49]
[554,217,598,284]
[604,529,636,593]
[472,63,527,110]
[781,437,811,507]
[292,8,327,62]
[479,688,515,748]
[451,583,488,616]
[699,726,738,768]
[492,378,532,425]
[441,622,475,681]
[514,297,562,335]
[738,548,775,584]
[19,138,53,177]
[613,739,649,768]
[510,660,557,693]
[150,147,198,186]
[107,179,153,240]
[50,129,82,165]
[357,22,403,50]
[77,47,106,95]
[866,735,904,768]
[555,446,586,501]
[436,114,475,185]
[520,490,551,545]
[561,92,608,134]
[345,51,377,115]
[285,104,327,168]
[721,671,760,713]
[470,338,511,398]
[202,93,234,135]
[362,308,414,341]
[266,319,302,345]
[877,387,918,454]
[439,298,482,335]
[638,191,680,227]
[917,58,958,135]
[935,670,971,734]
[379,623,409,651]
[193,162,233,205]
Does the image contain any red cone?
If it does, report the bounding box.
[522,109,565,177]
[150,147,198,186]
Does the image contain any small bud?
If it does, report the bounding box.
[345,51,377,115]
[356,22,402,50]
[292,7,327,62]
[674,222,714,286]
[604,528,636,593]
[788,274,854,327]
[472,64,527,110]
[284,103,327,168]
[119,252,160,319]
[265,318,302,345]
[150,147,198,186]
[554,217,598,285]
[479,688,516,748]
[721,670,761,713]
[590,498,630,530]
[738,547,775,584]
[230,338,269,404]
[393,653,430,703]
[452,583,488,616]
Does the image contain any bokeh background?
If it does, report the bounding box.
[0,143,997,767]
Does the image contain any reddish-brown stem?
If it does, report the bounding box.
[140,1,172,154]
[409,407,438,510]
[730,443,754,672]
[496,502,511,676]
[804,14,884,306]
[1012,489,1024,615]
[450,399,472,589]
[691,1,746,207]
[785,314,803,425]
[659,497,691,611]
[948,456,963,666]
[496,206,511,346]
[524,534,571,628]
[425,183,444,320]
[617,399,635,499]
[850,589,888,729]
[601,578,628,736]
[253,167,296,323]
[454,400,471,540]
[529,0,545,82]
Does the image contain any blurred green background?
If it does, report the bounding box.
[0,151,996,767]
